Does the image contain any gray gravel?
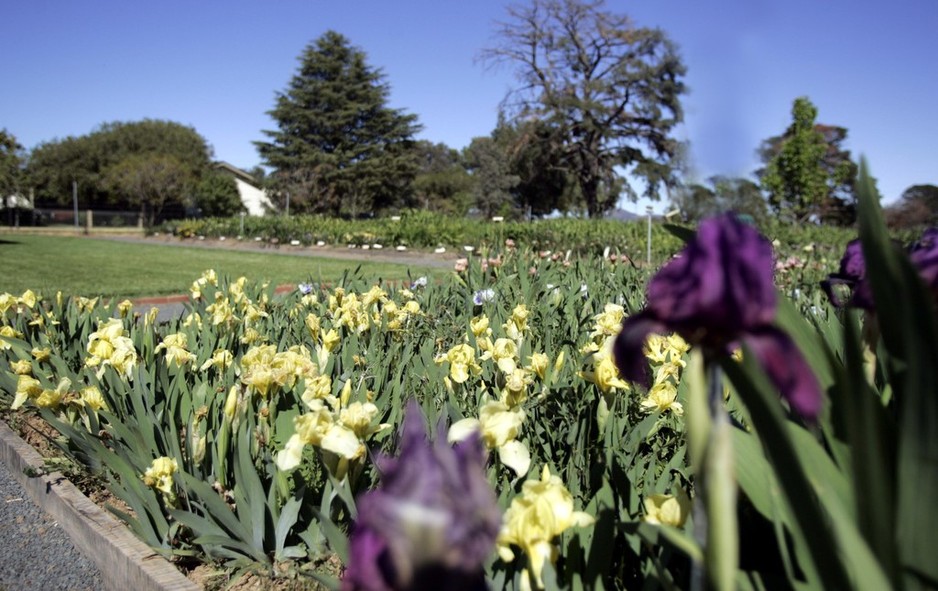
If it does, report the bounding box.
[133,301,190,325]
[0,460,106,591]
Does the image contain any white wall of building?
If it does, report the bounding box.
[234,177,273,216]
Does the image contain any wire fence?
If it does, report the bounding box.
[0,208,142,229]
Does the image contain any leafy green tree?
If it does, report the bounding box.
[247,166,267,185]
[256,31,421,217]
[27,119,213,211]
[885,184,938,229]
[26,135,100,207]
[481,0,687,217]
[899,184,938,219]
[193,171,244,217]
[758,97,858,224]
[0,129,27,203]
[671,176,767,224]
[465,136,520,218]
[103,153,195,227]
[671,183,719,223]
[95,120,212,176]
[711,176,768,224]
[411,141,473,215]
[493,119,580,217]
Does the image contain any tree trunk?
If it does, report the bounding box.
[583,175,602,218]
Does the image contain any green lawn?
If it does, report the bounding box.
[0,234,443,299]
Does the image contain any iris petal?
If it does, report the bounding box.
[612,312,667,388]
[742,327,823,420]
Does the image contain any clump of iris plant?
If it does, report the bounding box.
[342,401,501,591]
[613,213,822,420]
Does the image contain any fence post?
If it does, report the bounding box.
[646,206,653,266]
[73,181,79,231]
[85,210,93,234]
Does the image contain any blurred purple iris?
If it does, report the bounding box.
[342,402,500,591]
[823,228,938,310]
[613,213,823,420]
[821,239,872,308]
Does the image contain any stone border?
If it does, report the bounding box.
[0,420,199,591]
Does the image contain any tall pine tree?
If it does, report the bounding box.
[256,31,421,216]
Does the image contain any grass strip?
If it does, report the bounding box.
[0,234,443,299]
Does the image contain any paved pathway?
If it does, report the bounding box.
[0,458,106,591]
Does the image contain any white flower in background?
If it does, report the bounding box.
[473,289,496,305]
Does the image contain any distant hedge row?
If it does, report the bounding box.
[159,209,860,261]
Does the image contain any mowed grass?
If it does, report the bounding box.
[0,233,444,299]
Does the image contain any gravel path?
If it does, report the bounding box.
[94,233,460,269]
[0,459,106,591]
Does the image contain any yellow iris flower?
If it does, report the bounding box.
[470,315,492,338]
[276,399,387,474]
[527,353,549,380]
[0,325,24,349]
[199,348,233,371]
[18,290,37,309]
[35,377,71,409]
[143,456,178,497]
[154,333,197,368]
[643,489,691,528]
[590,303,625,339]
[496,466,594,589]
[450,400,530,476]
[641,381,684,415]
[504,304,530,340]
[0,293,16,315]
[85,318,138,380]
[490,337,519,374]
[436,343,481,384]
[79,386,108,412]
[12,375,42,409]
[116,299,133,318]
[10,359,32,375]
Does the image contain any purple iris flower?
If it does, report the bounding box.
[342,402,500,591]
[613,213,823,420]
[824,228,938,309]
[821,240,872,308]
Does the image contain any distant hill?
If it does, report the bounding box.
[604,208,641,221]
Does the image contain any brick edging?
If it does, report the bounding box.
[0,421,200,591]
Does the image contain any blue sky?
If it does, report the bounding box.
[3,0,936,212]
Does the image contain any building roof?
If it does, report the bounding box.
[213,161,261,187]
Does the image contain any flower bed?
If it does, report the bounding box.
[3,172,937,590]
